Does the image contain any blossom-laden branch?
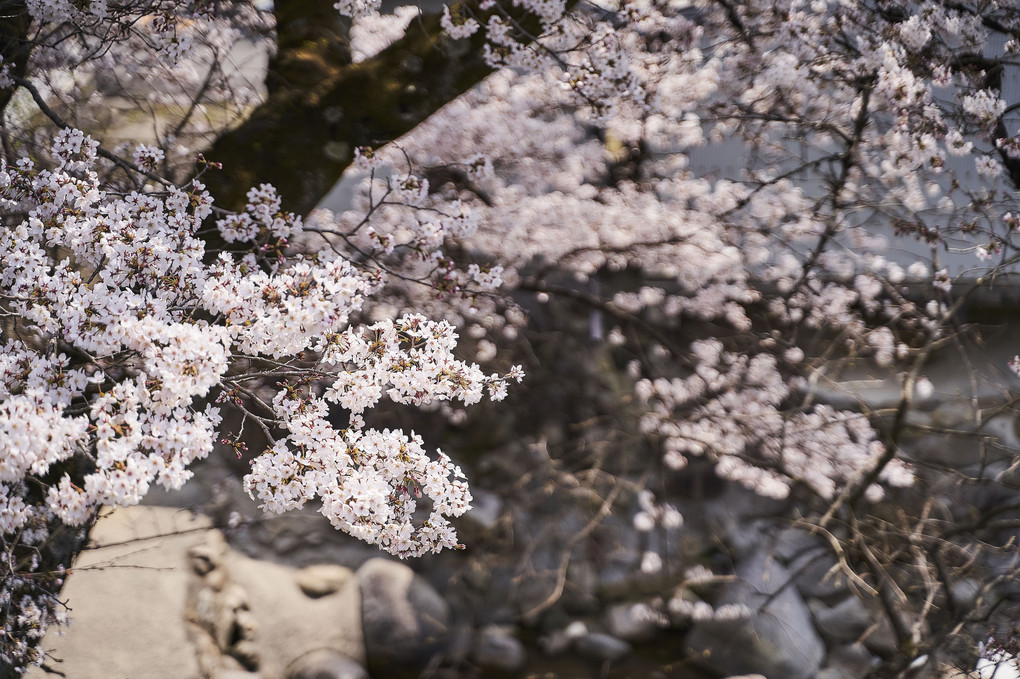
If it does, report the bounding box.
[1,128,520,545]
[0,129,521,667]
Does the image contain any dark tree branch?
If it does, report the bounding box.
[0,1,32,116]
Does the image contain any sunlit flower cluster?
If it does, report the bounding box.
[0,123,522,668]
[1,127,517,541]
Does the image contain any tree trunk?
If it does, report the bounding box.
[201,0,576,216]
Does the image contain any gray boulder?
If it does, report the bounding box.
[357,558,452,678]
[809,596,873,644]
[537,621,587,656]
[772,528,821,563]
[822,642,875,679]
[471,625,527,674]
[787,548,850,600]
[575,632,632,663]
[685,548,825,679]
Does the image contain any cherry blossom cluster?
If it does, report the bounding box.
[1,130,222,526]
[2,125,517,536]
[346,0,649,120]
[0,529,68,672]
[638,340,915,502]
[0,126,521,668]
[246,416,473,558]
[351,5,420,62]
[238,315,521,557]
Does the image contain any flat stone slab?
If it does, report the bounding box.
[26,505,214,679]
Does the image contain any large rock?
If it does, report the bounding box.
[809,596,872,644]
[787,547,850,600]
[772,528,821,563]
[201,540,365,678]
[822,642,875,679]
[685,548,825,679]
[357,558,452,678]
[25,506,213,679]
[538,621,587,656]
[24,505,368,679]
[471,625,527,674]
[700,486,787,560]
[25,505,369,679]
[574,632,632,663]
